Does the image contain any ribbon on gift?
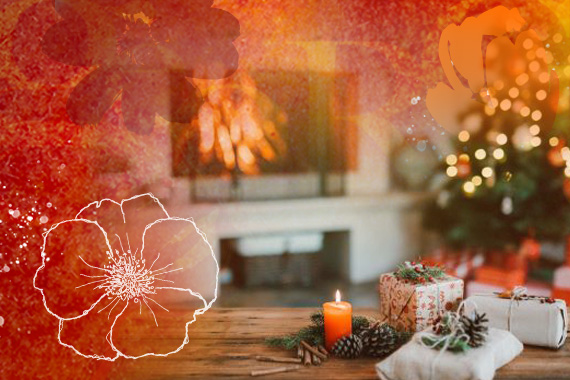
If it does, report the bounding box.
[502,286,526,332]
[474,286,527,333]
[417,300,479,380]
[383,274,444,330]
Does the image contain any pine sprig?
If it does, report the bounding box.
[265,310,375,350]
[393,261,445,283]
[265,324,324,350]
[421,334,471,353]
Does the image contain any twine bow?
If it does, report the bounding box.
[417,300,477,380]
[498,286,527,332]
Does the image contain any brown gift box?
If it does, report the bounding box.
[379,273,464,332]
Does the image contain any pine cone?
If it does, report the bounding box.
[359,323,401,357]
[331,334,363,359]
[461,312,488,348]
[352,316,373,336]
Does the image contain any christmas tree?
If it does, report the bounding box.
[425,78,570,251]
[424,12,570,251]
[425,117,570,250]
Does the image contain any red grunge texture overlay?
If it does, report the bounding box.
[42,0,239,134]
[0,0,568,378]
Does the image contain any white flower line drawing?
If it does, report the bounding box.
[33,193,219,361]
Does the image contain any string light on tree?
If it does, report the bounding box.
[496,133,508,145]
[531,136,542,148]
[446,154,458,165]
[446,166,458,177]
[463,181,475,195]
[482,167,494,178]
[485,105,496,116]
[458,131,470,142]
[538,72,550,83]
[529,61,540,72]
[520,106,531,117]
[500,99,512,111]
[493,148,505,160]
[523,38,534,50]
[516,73,529,86]
[529,124,541,136]
[475,149,487,160]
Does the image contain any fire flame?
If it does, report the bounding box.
[195,71,286,175]
[335,289,341,303]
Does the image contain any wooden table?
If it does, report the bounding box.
[112,308,570,380]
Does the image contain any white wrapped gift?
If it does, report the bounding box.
[465,293,568,348]
[376,328,523,380]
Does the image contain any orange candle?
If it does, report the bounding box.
[323,290,352,351]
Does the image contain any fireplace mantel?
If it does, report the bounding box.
[166,192,430,284]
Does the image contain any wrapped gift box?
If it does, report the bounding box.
[379,273,464,332]
[376,328,523,380]
[465,293,568,348]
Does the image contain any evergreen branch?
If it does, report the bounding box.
[394,262,445,283]
[421,335,471,353]
[265,309,376,350]
[265,325,324,350]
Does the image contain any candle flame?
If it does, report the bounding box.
[335,290,341,303]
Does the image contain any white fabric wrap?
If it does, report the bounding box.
[376,328,523,380]
[465,295,568,348]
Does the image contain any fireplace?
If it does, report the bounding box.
[171,69,358,202]
[219,230,350,289]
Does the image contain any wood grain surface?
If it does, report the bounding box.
[110,308,570,380]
